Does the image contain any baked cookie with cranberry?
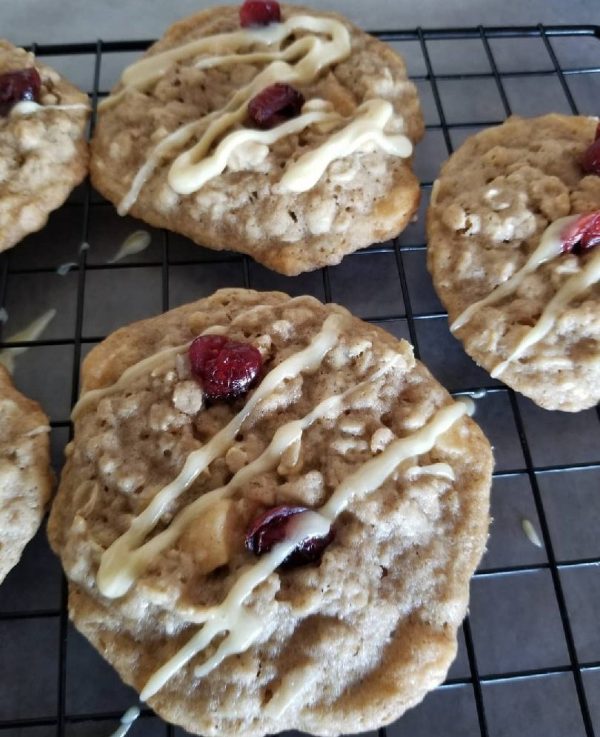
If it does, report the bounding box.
[427,114,600,411]
[0,365,53,583]
[0,40,90,252]
[48,288,492,736]
[90,1,424,275]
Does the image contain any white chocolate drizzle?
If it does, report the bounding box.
[56,261,77,276]
[117,116,206,215]
[112,14,350,210]
[405,462,455,481]
[108,229,151,263]
[279,99,411,193]
[82,296,470,705]
[97,313,344,598]
[24,424,51,438]
[107,13,410,210]
[108,705,140,737]
[72,341,192,420]
[451,215,580,332]
[168,101,339,195]
[491,245,600,377]
[0,308,57,373]
[140,510,330,701]
[263,667,319,719]
[72,324,227,420]
[101,15,351,111]
[97,356,399,597]
[521,518,543,548]
[10,101,90,116]
[139,397,470,700]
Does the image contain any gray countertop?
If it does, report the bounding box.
[4,0,599,45]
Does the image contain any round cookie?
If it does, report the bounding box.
[49,288,491,736]
[0,365,53,583]
[427,114,600,412]
[0,40,90,253]
[90,4,424,275]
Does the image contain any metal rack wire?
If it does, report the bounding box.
[0,22,598,737]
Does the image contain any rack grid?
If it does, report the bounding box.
[0,21,599,737]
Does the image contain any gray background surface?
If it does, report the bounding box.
[3,0,599,44]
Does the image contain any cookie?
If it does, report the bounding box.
[0,365,53,583]
[427,114,600,412]
[90,3,424,275]
[48,288,492,736]
[0,40,90,253]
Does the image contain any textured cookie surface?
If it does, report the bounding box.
[427,114,600,412]
[0,365,53,583]
[90,5,424,275]
[48,288,491,737]
[0,40,90,253]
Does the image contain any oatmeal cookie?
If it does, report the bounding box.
[0,40,90,253]
[0,365,53,583]
[90,3,424,275]
[427,114,600,411]
[48,288,492,736]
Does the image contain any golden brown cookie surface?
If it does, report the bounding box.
[49,288,491,736]
[90,5,424,275]
[427,114,600,411]
[0,40,90,252]
[0,365,53,583]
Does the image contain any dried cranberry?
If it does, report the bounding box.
[188,334,262,401]
[582,136,600,176]
[240,0,281,27]
[245,505,334,568]
[248,83,305,129]
[561,211,600,254]
[0,67,41,116]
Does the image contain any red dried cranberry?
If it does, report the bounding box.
[245,505,334,568]
[248,83,305,129]
[188,334,262,401]
[0,67,41,116]
[240,0,281,27]
[582,136,600,176]
[561,211,600,254]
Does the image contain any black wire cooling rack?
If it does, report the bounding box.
[0,22,599,737]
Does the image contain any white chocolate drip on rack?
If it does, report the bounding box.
[0,308,57,373]
[451,215,580,332]
[97,312,345,598]
[492,244,600,377]
[108,706,140,737]
[107,14,410,210]
[108,229,151,263]
[139,398,470,701]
